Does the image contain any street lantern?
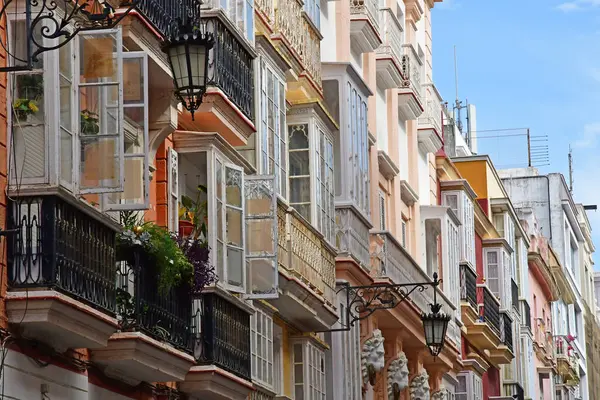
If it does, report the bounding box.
[421,275,451,356]
[162,20,214,121]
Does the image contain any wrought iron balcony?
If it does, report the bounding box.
[500,311,513,351]
[478,285,501,337]
[418,85,443,136]
[137,0,199,38]
[503,382,524,400]
[460,263,478,310]
[117,251,194,352]
[400,44,423,104]
[203,17,255,120]
[7,195,117,313]
[511,279,518,311]
[197,292,251,381]
[349,0,380,32]
[374,8,403,89]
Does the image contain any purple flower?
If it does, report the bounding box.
[172,234,217,294]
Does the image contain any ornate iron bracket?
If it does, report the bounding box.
[0,0,142,72]
[317,272,443,333]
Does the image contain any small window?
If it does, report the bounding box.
[485,250,500,298]
[251,308,274,388]
[401,219,407,248]
[304,0,320,29]
[378,190,386,230]
[293,341,326,400]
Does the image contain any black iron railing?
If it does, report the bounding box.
[460,263,477,309]
[501,311,513,351]
[521,299,531,330]
[7,196,117,313]
[204,17,255,120]
[478,285,501,336]
[137,0,201,38]
[511,278,518,310]
[198,293,251,381]
[118,251,194,353]
[503,382,524,400]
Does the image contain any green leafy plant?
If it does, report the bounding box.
[81,109,100,135]
[117,211,193,295]
[179,185,208,239]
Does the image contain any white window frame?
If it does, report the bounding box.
[217,0,254,43]
[347,82,369,218]
[77,28,124,195]
[456,372,483,400]
[378,189,386,230]
[292,339,326,400]
[251,307,274,389]
[104,51,149,210]
[442,191,475,267]
[401,219,407,248]
[288,116,335,244]
[258,57,287,200]
[303,0,320,30]
[167,148,179,233]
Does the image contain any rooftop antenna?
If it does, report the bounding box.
[453,46,467,141]
[568,145,573,193]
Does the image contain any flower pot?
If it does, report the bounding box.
[179,220,194,237]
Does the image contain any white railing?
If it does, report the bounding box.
[419,96,443,134]
[376,8,403,62]
[350,0,380,33]
[401,44,422,104]
[255,0,275,24]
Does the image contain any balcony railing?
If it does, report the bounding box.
[275,0,304,61]
[460,263,478,310]
[503,383,524,400]
[500,311,513,351]
[7,196,117,314]
[118,250,194,352]
[197,293,251,380]
[375,8,403,62]
[137,0,199,38]
[520,299,531,330]
[255,0,275,25]
[278,207,336,306]
[302,18,322,86]
[349,0,380,32]
[203,17,255,120]
[511,279,518,310]
[336,206,371,270]
[401,44,422,104]
[418,88,442,134]
[478,285,501,336]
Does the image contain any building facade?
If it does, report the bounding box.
[1,1,597,400]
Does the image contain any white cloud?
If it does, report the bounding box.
[573,122,600,148]
[556,0,600,12]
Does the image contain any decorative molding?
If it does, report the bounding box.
[387,352,409,400]
[362,329,385,386]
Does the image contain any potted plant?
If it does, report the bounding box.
[12,98,39,122]
[179,184,208,239]
[173,234,217,295]
[81,109,100,135]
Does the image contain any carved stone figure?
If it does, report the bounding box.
[431,389,449,400]
[362,329,385,386]
[409,370,430,400]
[387,351,409,400]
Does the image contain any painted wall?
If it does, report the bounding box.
[453,160,488,201]
[0,349,138,400]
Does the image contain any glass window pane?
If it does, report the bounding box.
[60,128,73,183]
[226,167,242,207]
[79,33,118,83]
[124,107,144,153]
[227,247,243,287]
[79,137,120,190]
[13,74,44,124]
[79,85,120,136]
[226,207,243,246]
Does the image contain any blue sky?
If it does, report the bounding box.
[433,0,600,266]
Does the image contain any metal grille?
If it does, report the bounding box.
[511,278,519,310]
[460,264,477,310]
[501,311,513,351]
[198,293,251,380]
[479,285,501,336]
[7,196,117,314]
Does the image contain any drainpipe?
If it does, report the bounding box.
[501,174,552,241]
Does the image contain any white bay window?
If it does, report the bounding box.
[484,246,512,310]
[442,190,476,267]
[258,57,287,199]
[288,103,335,244]
[171,135,279,298]
[456,372,482,400]
[8,22,151,211]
